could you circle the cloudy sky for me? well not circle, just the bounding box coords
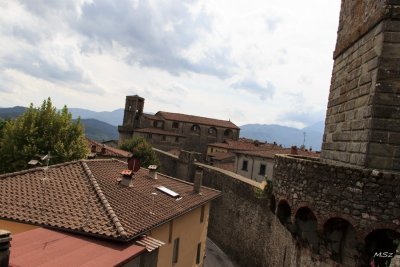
[0,0,341,128]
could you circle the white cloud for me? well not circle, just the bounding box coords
[0,0,341,127]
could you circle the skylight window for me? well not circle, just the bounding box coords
[156,186,180,198]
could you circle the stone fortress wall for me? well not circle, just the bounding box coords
[321,0,400,171]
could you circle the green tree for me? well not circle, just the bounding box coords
[119,136,159,168]
[0,118,5,139]
[0,98,88,173]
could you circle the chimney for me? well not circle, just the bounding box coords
[101,145,106,154]
[291,146,298,155]
[0,230,11,267]
[120,170,134,187]
[193,167,203,194]
[119,158,141,187]
[148,165,158,179]
[91,144,97,153]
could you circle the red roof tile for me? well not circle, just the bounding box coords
[234,148,320,159]
[208,139,276,151]
[143,113,161,120]
[156,111,239,129]
[86,138,131,158]
[207,152,235,161]
[9,228,146,267]
[0,159,221,242]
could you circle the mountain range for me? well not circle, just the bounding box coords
[240,122,324,151]
[0,106,324,149]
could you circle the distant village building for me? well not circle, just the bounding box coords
[206,139,319,182]
[86,137,132,160]
[0,159,220,267]
[101,139,119,148]
[118,95,240,154]
[234,146,319,182]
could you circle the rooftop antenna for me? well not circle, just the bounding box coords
[40,151,51,214]
[150,192,157,215]
[302,132,306,147]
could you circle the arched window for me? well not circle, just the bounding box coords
[191,124,200,135]
[223,129,233,139]
[208,127,217,137]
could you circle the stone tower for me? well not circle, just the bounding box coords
[321,0,400,171]
[118,95,144,144]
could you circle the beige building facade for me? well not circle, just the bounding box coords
[118,95,240,154]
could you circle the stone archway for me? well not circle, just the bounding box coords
[295,207,319,252]
[323,217,358,266]
[364,229,400,267]
[277,200,291,226]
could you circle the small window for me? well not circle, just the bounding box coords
[148,133,152,139]
[196,242,201,265]
[259,164,266,175]
[172,238,180,263]
[242,160,248,171]
[172,122,179,128]
[162,135,166,141]
[175,136,179,143]
[200,205,205,223]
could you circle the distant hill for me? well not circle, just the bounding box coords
[1,106,325,148]
[68,108,123,126]
[302,121,325,134]
[0,106,27,119]
[240,122,324,151]
[0,107,118,142]
[79,118,118,141]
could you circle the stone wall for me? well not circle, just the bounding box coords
[154,148,202,182]
[199,163,339,267]
[273,154,400,239]
[321,0,400,171]
[155,149,338,266]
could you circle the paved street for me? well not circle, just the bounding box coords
[204,238,240,267]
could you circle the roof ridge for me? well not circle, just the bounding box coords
[0,160,81,179]
[81,161,128,239]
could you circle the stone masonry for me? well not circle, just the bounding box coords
[273,154,400,239]
[321,0,400,171]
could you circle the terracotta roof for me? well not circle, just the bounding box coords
[0,159,221,242]
[208,139,276,151]
[234,148,320,159]
[9,228,147,267]
[143,113,160,120]
[207,152,235,161]
[135,128,185,137]
[86,138,131,158]
[156,111,239,129]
